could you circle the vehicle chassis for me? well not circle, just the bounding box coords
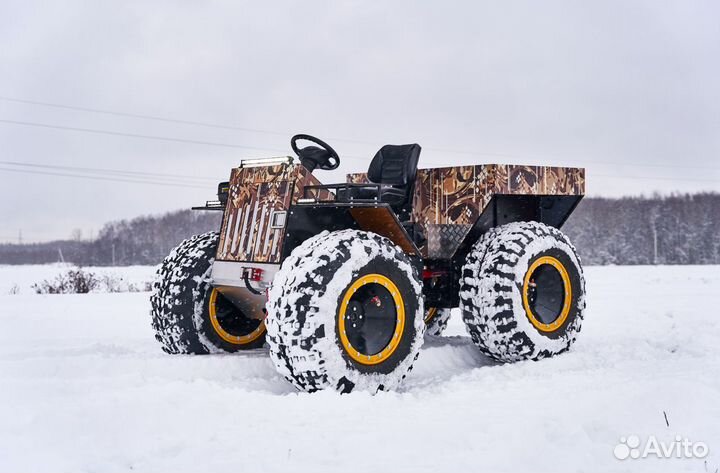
[201,158,585,322]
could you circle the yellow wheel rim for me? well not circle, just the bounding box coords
[424,307,438,324]
[208,288,266,345]
[338,274,405,366]
[522,256,572,333]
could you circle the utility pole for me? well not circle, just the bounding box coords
[111,243,116,266]
[649,208,659,264]
[18,229,22,245]
[653,228,658,265]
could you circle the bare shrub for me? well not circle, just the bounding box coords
[32,268,100,294]
[98,274,150,293]
[31,268,153,294]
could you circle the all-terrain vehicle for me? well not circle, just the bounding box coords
[150,134,586,393]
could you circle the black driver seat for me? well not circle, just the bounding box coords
[368,144,421,219]
[339,144,421,221]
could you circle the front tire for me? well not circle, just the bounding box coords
[266,229,425,393]
[459,221,585,362]
[150,232,266,354]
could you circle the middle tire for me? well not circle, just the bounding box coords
[424,307,453,337]
[266,229,425,393]
[459,221,586,362]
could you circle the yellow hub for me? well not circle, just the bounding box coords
[522,256,572,333]
[208,288,266,345]
[338,273,405,365]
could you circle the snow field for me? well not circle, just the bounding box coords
[0,265,718,472]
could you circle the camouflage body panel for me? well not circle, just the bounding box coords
[218,163,583,262]
[412,164,585,225]
[346,172,369,184]
[216,163,330,263]
[413,164,585,258]
[347,165,583,258]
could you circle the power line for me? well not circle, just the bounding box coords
[0,160,218,182]
[4,95,719,171]
[0,162,715,189]
[0,166,209,189]
[0,95,295,137]
[0,119,288,153]
[593,173,719,184]
[0,117,369,164]
[2,113,715,174]
[0,95,394,147]
[1,103,719,181]
[428,151,720,172]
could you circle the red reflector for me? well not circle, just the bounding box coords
[423,269,448,279]
[248,267,264,282]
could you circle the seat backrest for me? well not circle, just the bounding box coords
[366,144,421,222]
[367,144,421,186]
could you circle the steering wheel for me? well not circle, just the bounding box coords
[291,134,340,171]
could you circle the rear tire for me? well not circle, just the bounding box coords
[459,221,585,362]
[150,232,266,354]
[266,229,425,393]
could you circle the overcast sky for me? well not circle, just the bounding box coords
[1,0,719,242]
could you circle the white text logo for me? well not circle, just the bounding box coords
[614,435,709,460]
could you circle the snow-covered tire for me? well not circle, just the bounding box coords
[150,232,266,354]
[266,229,425,393]
[460,221,585,362]
[424,307,453,337]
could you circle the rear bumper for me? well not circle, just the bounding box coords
[210,260,280,319]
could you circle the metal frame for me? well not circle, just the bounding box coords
[239,156,294,168]
[282,201,421,261]
[302,183,382,202]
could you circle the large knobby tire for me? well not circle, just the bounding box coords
[150,232,266,354]
[460,221,586,362]
[424,307,453,337]
[266,229,425,393]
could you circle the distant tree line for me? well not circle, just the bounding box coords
[562,192,720,265]
[1,193,718,266]
[0,211,222,266]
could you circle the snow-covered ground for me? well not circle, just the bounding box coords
[0,264,718,472]
[0,263,156,295]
